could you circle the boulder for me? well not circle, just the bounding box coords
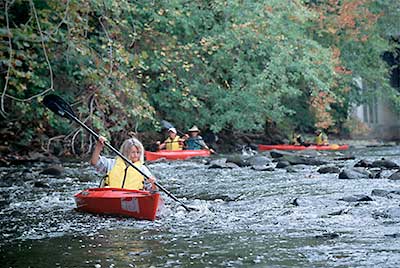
[340,194,373,202]
[28,152,60,163]
[269,150,327,165]
[371,189,400,197]
[195,193,241,202]
[269,150,294,159]
[338,168,372,180]
[318,165,341,174]
[208,158,239,169]
[281,155,328,166]
[34,181,50,188]
[248,155,272,166]
[276,160,290,169]
[334,155,356,161]
[328,208,351,216]
[389,170,400,180]
[315,233,340,239]
[251,165,274,171]
[226,155,250,167]
[354,159,373,168]
[369,168,382,179]
[40,165,64,176]
[371,189,392,197]
[371,159,399,169]
[384,233,400,238]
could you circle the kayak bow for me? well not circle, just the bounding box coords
[74,188,161,221]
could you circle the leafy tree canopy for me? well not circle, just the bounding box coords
[0,0,398,153]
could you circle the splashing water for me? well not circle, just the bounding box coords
[1,146,400,267]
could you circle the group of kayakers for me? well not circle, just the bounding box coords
[90,125,213,192]
[291,129,329,146]
[156,125,215,153]
[89,124,329,192]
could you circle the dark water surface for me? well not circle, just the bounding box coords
[1,146,400,267]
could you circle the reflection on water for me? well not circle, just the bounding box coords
[1,146,400,267]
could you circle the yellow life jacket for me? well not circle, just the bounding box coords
[165,136,182,150]
[105,157,144,190]
[315,133,328,145]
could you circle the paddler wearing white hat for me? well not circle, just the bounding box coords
[156,127,184,150]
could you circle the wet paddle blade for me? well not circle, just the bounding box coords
[43,94,76,119]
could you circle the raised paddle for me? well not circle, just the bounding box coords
[43,94,197,212]
[160,120,216,153]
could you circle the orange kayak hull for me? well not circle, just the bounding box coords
[145,150,210,161]
[258,144,349,151]
[74,188,160,221]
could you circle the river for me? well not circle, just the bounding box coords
[1,146,400,267]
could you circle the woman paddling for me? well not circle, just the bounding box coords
[91,136,157,191]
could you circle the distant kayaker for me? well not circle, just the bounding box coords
[183,125,215,153]
[315,130,329,145]
[290,132,305,146]
[91,136,157,191]
[156,127,184,150]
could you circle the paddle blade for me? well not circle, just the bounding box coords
[43,94,76,118]
[160,120,174,130]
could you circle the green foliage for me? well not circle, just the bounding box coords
[0,0,398,153]
[136,0,338,132]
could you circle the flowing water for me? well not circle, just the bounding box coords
[1,146,400,267]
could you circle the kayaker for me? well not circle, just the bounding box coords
[315,129,329,145]
[290,132,304,146]
[90,136,157,191]
[156,127,184,150]
[183,125,215,153]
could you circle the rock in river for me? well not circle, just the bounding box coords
[34,181,50,188]
[371,159,399,169]
[276,160,290,169]
[209,158,239,169]
[340,194,373,202]
[40,165,64,176]
[338,168,372,179]
[269,150,294,159]
[388,170,400,180]
[251,165,274,171]
[371,189,400,197]
[318,165,341,174]
[280,155,327,166]
[226,155,250,167]
[354,159,373,168]
[315,232,340,240]
[379,207,400,219]
[248,155,272,166]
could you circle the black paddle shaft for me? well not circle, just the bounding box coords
[43,94,195,212]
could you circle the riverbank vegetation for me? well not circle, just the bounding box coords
[0,0,399,156]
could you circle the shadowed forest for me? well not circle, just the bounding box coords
[0,0,399,157]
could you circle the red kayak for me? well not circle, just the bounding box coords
[74,188,161,221]
[258,144,349,151]
[145,150,210,161]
